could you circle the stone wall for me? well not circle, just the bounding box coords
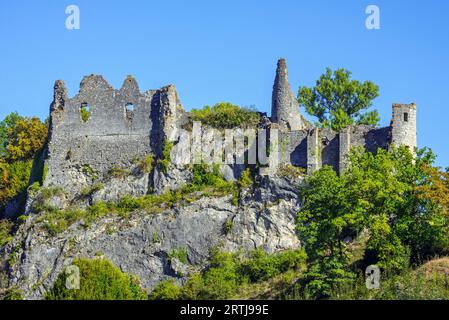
[42,75,182,202]
[391,103,417,151]
[272,123,394,175]
[35,59,417,205]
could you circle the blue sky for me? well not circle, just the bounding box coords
[0,0,448,166]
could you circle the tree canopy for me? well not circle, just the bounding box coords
[298,68,380,131]
[297,146,449,298]
[0,112,48,215]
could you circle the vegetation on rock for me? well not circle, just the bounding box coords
[190,102,260,129]
[151,248,307,300]
[46,258,148,300]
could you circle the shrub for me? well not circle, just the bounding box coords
[46,258,148,300]
[198,250,241,299]
[238,168,253,189]
[277,164,306,179]
[239,249,307,282]
[150,280,182,300]
[3,287,23,300]
[80,105,91,123]
[0,219,14,247]
[223,218,233,235]
[27,181,41,195]
[150,248,308,300]
[80,183,104,198]
[81,165,98,180]
[136,154,154,174]
[330,266,449,300]
[169,247,188,264]
[190,102,260,129]
[0,160,33,212]
[190,163,235,194]
[160,141,173,174]
[108,167,130,179]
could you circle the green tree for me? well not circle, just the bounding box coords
[6,116,48,162]
[297,146,449,298]
[298,68,379,131]
[46,258,148,300]
[0,114,48,214]
[297,166,364,298]
[0,112,22,158]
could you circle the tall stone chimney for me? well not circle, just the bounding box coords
[271,58,304,130]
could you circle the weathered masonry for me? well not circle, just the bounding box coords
[267,58,416,174]
[35,59,416,202]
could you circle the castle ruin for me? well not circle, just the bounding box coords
[35,59,417,203]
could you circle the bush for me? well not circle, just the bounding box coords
[3,286,23,300]
[277,164,305,179]
[0,160,33,213]
[0,219,14,247]
[239,249,307,282]
[150,248,307,300]
[223,218,233,235]
[238,168,253,189]
[136,154,154,174]
[27,181,41,195]
[80,183,104,198]
[169,247,188,264]
[329,266,449,300]
[81,165,98,180]
[150,280,182,300]
[108,167,130,179]
[80,105,90,123]
[46,258,148,300]
[189,163,236,195]
[160,141,173,174]
[191,102,260,129]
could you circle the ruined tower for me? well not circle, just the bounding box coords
[271,58,305,130]
[391,103,417,151]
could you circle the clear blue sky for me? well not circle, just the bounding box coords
[0,1,448,166]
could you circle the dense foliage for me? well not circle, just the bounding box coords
[151,248,307,300]
[190,102,260,129]
[298,68,380,131]
[297,146,449,298]
[46,258,148,300]
[0,112,48,247]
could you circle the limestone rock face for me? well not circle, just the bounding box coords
[1,176,302,300]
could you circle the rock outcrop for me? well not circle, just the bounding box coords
[2,175,302,300]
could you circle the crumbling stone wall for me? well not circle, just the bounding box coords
[269,59,416,175]
[35,59,417,205]
[43,75,182,202]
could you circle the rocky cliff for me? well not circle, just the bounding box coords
[1,174,302,300]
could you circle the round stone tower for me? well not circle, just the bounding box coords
[271,58,305,130]
[391,103,417,151]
